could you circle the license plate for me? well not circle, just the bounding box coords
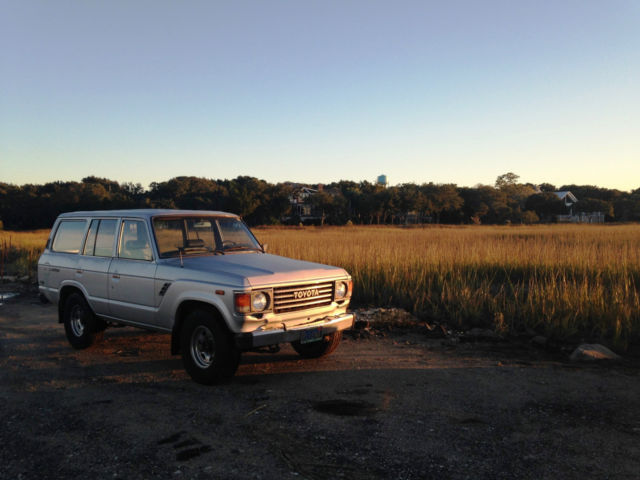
[300,327,323,344]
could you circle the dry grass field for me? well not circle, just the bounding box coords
[255,224,640,347]
[0,229,48,280]
[2,224,639,346]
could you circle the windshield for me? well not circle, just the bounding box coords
[152,216,261,258]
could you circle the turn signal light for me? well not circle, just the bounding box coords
[234,293,251,313]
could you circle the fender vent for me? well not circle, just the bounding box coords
[159,282,171,296]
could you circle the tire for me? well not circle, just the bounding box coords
[180,309,240,385]
[292,331,342,359]
[63,293,104,349]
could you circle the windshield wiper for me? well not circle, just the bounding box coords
[223,245,261,253]
[169,246,225,257]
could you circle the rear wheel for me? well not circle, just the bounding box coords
[63,293,103,349]
[180,309,240,384]
[292,331,342,358]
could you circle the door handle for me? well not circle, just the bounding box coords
[112,274,120,279]
[76,270,83,274]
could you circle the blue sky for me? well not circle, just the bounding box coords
[1,0,639,190]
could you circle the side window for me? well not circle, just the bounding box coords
[82,220,99,255]
[51,220,86,254]
[119,220,152,261]
[94,219,118,257]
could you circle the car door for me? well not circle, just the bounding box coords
[108,218,158,326]
[78,218,117,315]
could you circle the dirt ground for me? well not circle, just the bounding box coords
[1,291,639,480]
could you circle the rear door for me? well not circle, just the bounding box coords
[78,218,117,316]
[108,218,158,326]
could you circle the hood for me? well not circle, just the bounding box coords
[162,253,347,287]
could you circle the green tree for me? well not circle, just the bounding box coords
[421,183,463,223]
[495,172,520,190]
[525,192,567,220]
[576,198,614,218]
[225,176,269,223]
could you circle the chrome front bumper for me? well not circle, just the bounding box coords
[234,312,354,349]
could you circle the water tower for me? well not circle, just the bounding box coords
[376,174,388,187]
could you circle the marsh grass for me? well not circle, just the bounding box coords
[3,225,639,346]
[255,224,640,347]
[0,230,49,281]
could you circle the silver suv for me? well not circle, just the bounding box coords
[38,209,353,384]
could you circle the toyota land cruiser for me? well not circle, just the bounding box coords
[38,209,353,384]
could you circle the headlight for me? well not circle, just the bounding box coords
[251,292,269,312]
[335,281,348,299]
[235,291,270,313]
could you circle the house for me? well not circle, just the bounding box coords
[285,185,324,224]
[553,191,578,214]
[553,191,605,223]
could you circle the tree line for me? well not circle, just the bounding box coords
[1,173,639,230]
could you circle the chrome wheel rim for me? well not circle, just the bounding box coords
[70,304,85,337]
[190,325,215,369]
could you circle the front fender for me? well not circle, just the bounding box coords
[172,291,232,328]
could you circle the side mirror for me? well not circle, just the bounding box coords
[261,243,269,253]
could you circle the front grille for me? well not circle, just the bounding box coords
[273,281,334,314]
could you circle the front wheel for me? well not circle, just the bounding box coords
[63,293,103,349]
[292,331,342,358]
[180,310,240,385]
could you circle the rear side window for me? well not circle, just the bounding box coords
[94,220,118,257]
[52,220,86,254]
[82,219,118,257]
[82,220,99,255]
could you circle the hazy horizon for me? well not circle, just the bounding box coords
[3,172,638,193]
